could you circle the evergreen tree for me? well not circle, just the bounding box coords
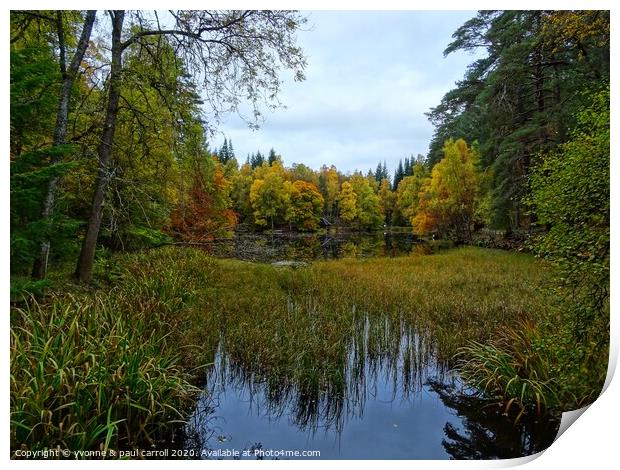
[268,148,277,166]
[404,156,412,176]
[228,139,235,160]
[250,151,265,169]
[374,162,382,183]
[374,161,389,184]
[427,10,609,231]
[219,138,230,163]
[393,160,405,191]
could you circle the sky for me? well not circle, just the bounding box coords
[214,10,481,177]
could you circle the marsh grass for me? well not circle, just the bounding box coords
[9,249,220,454]
[164,245,551,416]
[456,308,608,416]
[456,320,560,419]
[11,245,555,453]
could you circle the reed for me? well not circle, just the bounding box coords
[11,245,560,453]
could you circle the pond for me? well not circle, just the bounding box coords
[181,232,560,459]
[201,229,422,262]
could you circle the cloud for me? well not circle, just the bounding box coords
[214,11,481,176]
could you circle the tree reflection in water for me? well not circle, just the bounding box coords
[428,380,560,459]
[183,312,560,459]
[206,231,419,262]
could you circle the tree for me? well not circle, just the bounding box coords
[286,180,324,231]
[319,165,340,220]
[216,138,235,164]
[349,172,383,230]
[428,11,609,231]
[403,157,412,177]
[413,139,481,241]
[251,150,265,169]
[249,167,290,230]
[268,148,278,166]
[529,86,609,339]
[75,10,307,281]
[230,162,255,223]
[378,179,395,226]
[16,11,97,279]
[96,35,203,250]
[290,163,318,185]
[393,159,405,191]
[217,138,229,163]
[11,20,65,275]
[337,182,357,225]
[374,161,388,184]
[393,163,427,226]
[169,156,236,242]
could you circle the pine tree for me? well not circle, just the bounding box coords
[393,160,405,191]
[268,148,277,166]
[219,138,229,163]
[404,156,412,176]
[251,150,265,169]
[374,162,383,183]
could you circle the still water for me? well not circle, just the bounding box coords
[203,229,420,262]
[182,232,560,459]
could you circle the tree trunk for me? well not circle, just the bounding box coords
[75,10,125,283]
[32,10,96,279]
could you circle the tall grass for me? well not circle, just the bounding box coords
[140,246,552,417]
[9,249,219,454]
[456,321,560,419]
[456,308,608,416]
[11,245,562,453]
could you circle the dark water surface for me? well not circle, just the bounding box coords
[203,229,420,262]
[183,232,560,459]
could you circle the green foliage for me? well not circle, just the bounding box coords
[124,226,173,249]
[393,163,427,226]
[529,86,610,333]
[378,178,395,225]
[458,88,610,414]
[318,165,340,220]
[9,248,222,453]
[250,166,290,229]
[10,147,82,273]
[458,321,559,417]
[428,11,610,230]
[10,43,59,155]
[337,181,357,225]
[10,291,198,452]
[216,138,236,164]
[10,278,51,303]
[348,173,383,229]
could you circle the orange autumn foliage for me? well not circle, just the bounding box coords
[168,163,237,242]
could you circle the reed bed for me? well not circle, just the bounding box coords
[11,246,557,454]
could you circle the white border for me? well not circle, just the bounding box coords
[3,1,617,468]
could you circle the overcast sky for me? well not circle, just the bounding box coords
[215,11,480,177]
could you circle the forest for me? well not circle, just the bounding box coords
[10,10,609,459]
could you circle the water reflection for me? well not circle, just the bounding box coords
[204,230,418,262]
[428,381,560,459]
[184,313,559,459]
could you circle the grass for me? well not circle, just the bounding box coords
[456,320,560,419]
[456,300,609,416]
[9,250,216,454]
[11,245,566,454]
